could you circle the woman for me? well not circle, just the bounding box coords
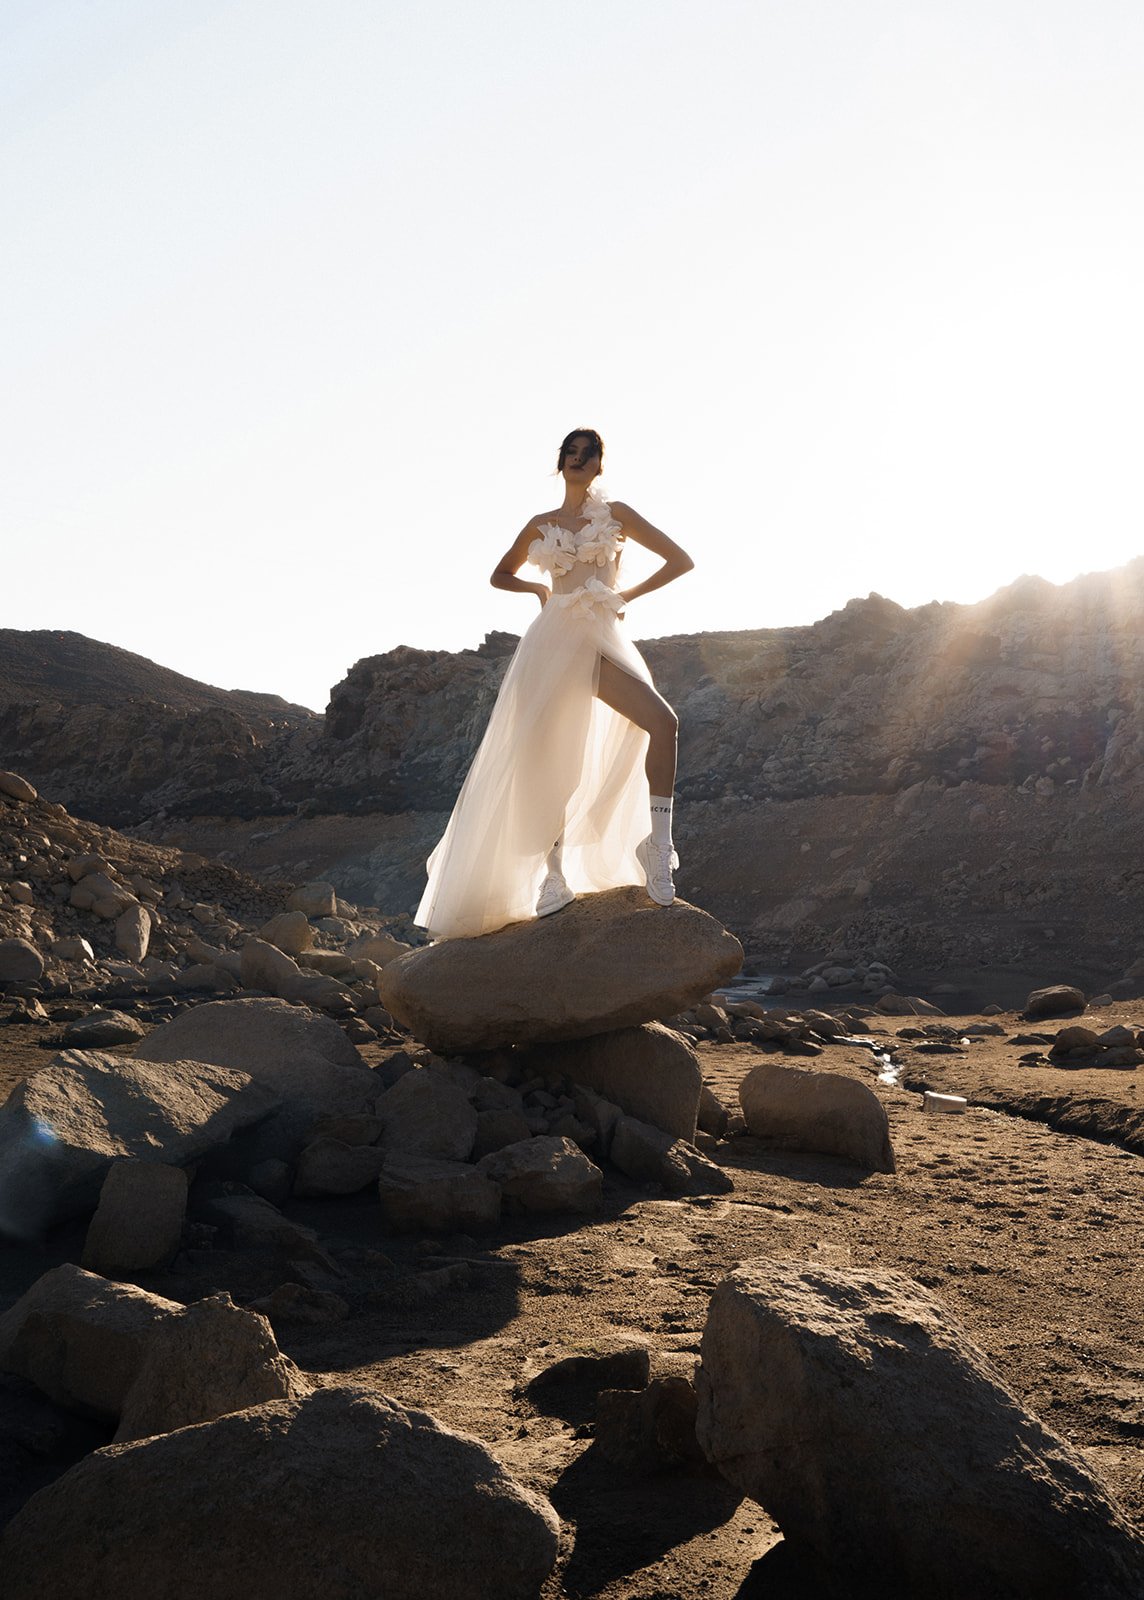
[415,428,693,940]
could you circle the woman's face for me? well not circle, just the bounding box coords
[562,435,601,482]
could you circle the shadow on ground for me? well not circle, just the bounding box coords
[549,1445,743,1598]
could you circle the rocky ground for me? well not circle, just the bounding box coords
[1,765,1142,1595]
[1,1003,1141,1596]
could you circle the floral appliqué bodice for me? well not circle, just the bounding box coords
[528,494,626,617]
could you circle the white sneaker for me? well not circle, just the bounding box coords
[536,870,574,918]
[636,835,678,906]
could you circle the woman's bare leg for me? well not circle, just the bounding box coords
[595,657,678,794]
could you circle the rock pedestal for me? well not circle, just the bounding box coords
[378,886,743,1052]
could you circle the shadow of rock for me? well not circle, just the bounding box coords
[716,1137,883,1190]
[549,1445,742,1598]
[734,1540,824,1599]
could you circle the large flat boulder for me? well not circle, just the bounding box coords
[0,1052,281,1228]
[696,1259,1144,1600]
[379,886,743,1051]
[0,1387,561,1600]
[739,1060,896,1173]
[133,997,375,1114]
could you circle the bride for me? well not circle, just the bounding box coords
[415,428,694,940]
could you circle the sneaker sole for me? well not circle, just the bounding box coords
[536,887,575,918]
[635,839,676,907]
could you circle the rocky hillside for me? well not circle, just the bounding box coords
[0,631,318,824]
[5,557,1144,986]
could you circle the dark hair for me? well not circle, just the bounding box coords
[557,428,604,473]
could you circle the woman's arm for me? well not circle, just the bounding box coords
[612,502,695,606]
[491,522,549,608]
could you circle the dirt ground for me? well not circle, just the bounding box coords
[1,1010,1142,1597]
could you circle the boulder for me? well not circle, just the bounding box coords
[115,904,151,964]
[82,1160,188,1275]
[572,1087,624,1154]
[258,910,313,957]
[375,1069,477,1162]
[377,1155,502,1232]
[0,937,44,985]
[300,949,354,976]
[0,770,37,802]
[246,1159,292,1206]
[520,1023,701,1141]
[203,1194,335,1269]
[739,1062,895,1173]
[697,1082,730,1137]
[115,1293,310,1443]
[0,1052,281,1228]
[293,1137,387,1197]
[476,1136,603,1214]
[52,936,95,963]
[239,940,355,1012]
[378,886,743,1051]
[1050,1025,1101,1055]
[248,1283,350,1327]
[348,931,410,968]
[472,1107,533,1158]
[287,881,338,917]
[696,1260,1144,1600]
[184,936,243,978]
[240,936,307,995]
[172,961,240,993]
[609,1115,734,1195]
[66,854,109,884]
[1024,984,1086,1019]
[0,1265,180,1419]
[61,1009,145,1047]
[873,992,945,1017]
[69,872,136,919]
[595,1375,705,1472]
[311,1111,384,1145]
[133,998,375,1116]
[0,1387,561,1600]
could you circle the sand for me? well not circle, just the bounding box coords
[0,1010,1141,1596]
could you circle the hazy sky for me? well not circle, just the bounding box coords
[5,1,1143,710]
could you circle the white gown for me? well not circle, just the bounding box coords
[415,493,656,940]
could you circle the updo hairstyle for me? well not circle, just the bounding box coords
[556,429,605,473]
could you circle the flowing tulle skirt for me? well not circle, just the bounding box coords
[415,599,653,939]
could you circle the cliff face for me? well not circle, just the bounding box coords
[5,561,1144,985]
[306,561,1144,812]
[0,631,319,824]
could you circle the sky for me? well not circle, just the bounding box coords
[4,0,1143,711]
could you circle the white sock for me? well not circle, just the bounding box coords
[546,837,564,876]
[649,796,673,849]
